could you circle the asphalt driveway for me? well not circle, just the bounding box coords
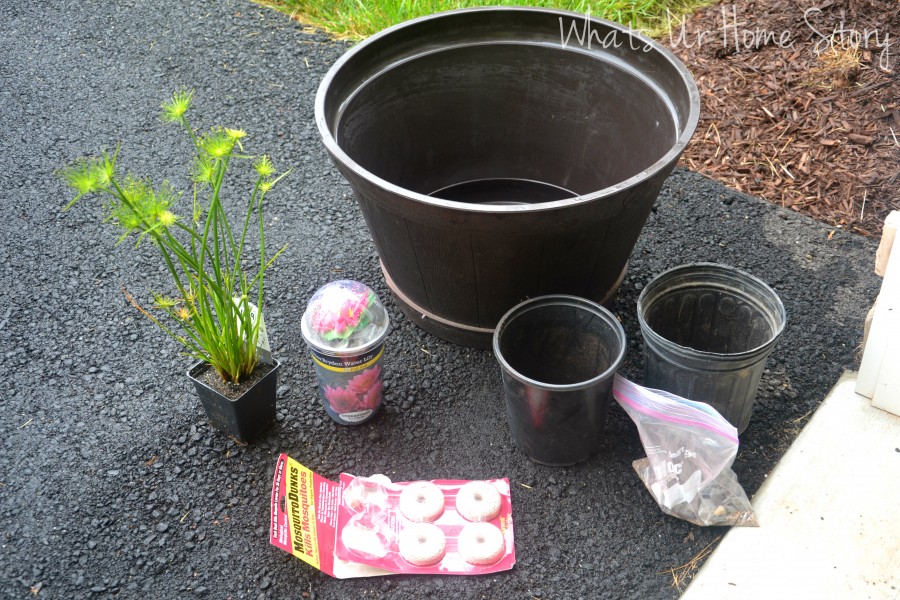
[0,1,881,598]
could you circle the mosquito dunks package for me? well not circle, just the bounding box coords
[269,454,516,578]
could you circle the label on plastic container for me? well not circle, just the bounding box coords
[309,344,385,426]
[309,344,383,372]
[232,298,272,365]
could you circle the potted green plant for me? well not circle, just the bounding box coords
[60,89,290,441]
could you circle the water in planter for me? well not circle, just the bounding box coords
[429,178,576,205]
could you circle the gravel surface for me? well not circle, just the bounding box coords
[0,1,882,598]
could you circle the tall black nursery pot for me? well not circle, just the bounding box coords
[316,8,700,348]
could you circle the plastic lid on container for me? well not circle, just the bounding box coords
[301,280,389,354]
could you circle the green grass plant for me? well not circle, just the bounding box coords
[260,0,710,41]
[60,90,289,384]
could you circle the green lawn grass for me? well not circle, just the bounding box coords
[260,0,712,41]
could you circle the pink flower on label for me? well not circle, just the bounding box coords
[324,385,359,414]
[360,380,383,411]
[312,289,372,340]
[347,365,382,395]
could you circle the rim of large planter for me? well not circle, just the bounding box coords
[315,6,701,215]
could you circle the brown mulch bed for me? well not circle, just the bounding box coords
[671,0,899,235]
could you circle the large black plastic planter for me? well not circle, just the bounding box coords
[188,360,280,442]
[316,8,700,347]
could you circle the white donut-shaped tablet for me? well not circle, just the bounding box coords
[458,523,505,566]
[455,481,502,522]
[398,523,446,566]
[399,481,445,522]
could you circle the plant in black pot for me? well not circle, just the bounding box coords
[60,89,290,441]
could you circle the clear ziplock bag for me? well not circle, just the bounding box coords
[613,375,758,527]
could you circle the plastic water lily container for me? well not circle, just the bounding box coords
[301,280,390,425]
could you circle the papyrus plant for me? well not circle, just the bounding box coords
[60,90,289,384]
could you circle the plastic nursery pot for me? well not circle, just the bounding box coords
[187,359,280,442]
[316,7,700,348]
[637,263,787,433]
[301,280,390,425]
[492,295,626,466]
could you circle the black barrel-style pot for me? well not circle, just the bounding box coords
[316,8,700,347]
